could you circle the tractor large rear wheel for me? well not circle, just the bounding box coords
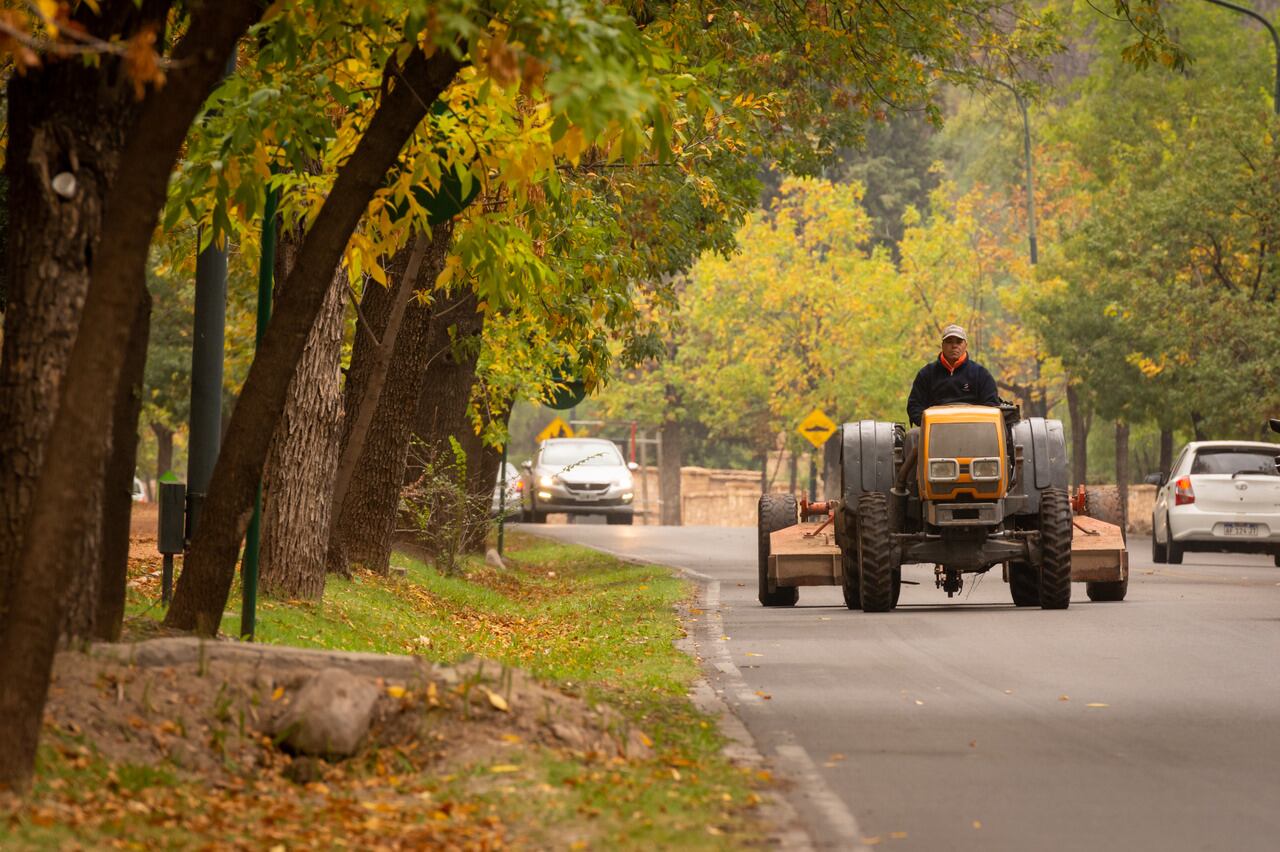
[1038,488,1073,609]
[758,494,800,607]
[856,493,897,613]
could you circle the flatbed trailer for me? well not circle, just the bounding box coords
[765,505,1128,602]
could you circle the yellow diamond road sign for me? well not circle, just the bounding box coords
[537,416,574,443]
[798,408,837,449]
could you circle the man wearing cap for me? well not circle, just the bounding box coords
[898,325,1000,491]
[906,324,999,427]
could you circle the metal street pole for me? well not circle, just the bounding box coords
[238,185,278,640]
[497,443,508,555]
[1201,0,1280,115]
[185,53,238,536]
[984,77,1038,265]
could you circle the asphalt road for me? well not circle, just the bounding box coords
[520,520,1280,851]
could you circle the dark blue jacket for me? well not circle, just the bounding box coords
[907,356,999,426]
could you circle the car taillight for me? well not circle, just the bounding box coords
[1174,476,1195,505]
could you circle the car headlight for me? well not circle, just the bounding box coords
[928,458,960,481]
[538,475,557,488]
[970,458,1001,480]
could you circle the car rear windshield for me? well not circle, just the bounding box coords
[540,442,623,466]
[927,422,1000,459]
[1190,448,1278,476]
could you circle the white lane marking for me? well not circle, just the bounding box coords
[694,577,867,850]
[774,743,869,851]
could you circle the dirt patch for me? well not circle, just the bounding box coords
[43,640,650,782]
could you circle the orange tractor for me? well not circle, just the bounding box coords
[759,404,1128,611]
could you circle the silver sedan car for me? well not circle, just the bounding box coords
[520,438,638,525]
[1151,440,1280,565]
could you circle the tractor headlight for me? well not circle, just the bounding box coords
[970,458,1001,481]
[928,458,960,481]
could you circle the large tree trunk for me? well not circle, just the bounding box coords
[166,46,465,634]
[327,224,454,575]
[659,420,684,525]
[0,3,149,633]
[407,286,488,553]
[1066,383,1090,489]
[1115,420,1130,533]
[152,422,175,484]
[95,291,151,642]
[0,0,262,792]
[258,223,346,600]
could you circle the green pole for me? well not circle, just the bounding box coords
[498,442,509,555]
[240,185,278,640]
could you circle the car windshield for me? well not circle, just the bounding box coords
[540,442,623,467]
[1191,448,1279,476]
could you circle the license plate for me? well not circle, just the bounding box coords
[1223,523,1259,537]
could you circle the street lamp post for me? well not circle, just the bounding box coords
[1202,0,1280,115]
[985,77,1038,265]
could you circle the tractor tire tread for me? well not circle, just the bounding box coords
[1038,487,1073,610]
[857,492,897,613]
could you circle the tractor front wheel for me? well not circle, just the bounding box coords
[856,492,897,613]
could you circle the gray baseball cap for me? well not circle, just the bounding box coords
[941,323,967,342]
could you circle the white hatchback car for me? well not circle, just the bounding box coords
[1151,440,1280,565]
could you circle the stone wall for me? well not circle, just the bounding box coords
[633,466,1159,532]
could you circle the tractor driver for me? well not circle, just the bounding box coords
[899,324,999,490]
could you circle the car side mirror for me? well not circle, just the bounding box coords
[1143,472,1163,486]
[627,461,639,472]
[521,460,532,470]
[1271,418,1280,434]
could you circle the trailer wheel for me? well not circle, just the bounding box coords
[1151,516,1167,564]
[1008,560,1041,607]
[758,494,800,607]
[856,492,897,613]
[1038,488,1072,610]
[1086,577,1128,602]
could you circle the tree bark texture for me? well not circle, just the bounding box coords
[327,224,454,575]
[1066,383,1090,489]
[406,284,488,553]
[96,291,151,641]
[258,224,346,600]
[166,46,465,634]
[0,1,159,631]
[660,420,684,525]
[329,233,433,514]
[0,0,262,791]
[1115,420,1130,533]
[153,422,175,484]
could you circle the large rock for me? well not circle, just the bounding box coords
[272,667,379,758]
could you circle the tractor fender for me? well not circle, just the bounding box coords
[1009,417,1068,514]
[840,420,898,507]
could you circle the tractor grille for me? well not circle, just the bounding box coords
[928,422,1000,460]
